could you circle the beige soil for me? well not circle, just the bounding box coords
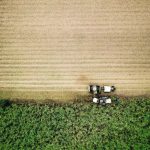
[0,0,150,101]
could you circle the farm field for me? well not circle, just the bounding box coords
[1,0,150,100]
[0,97,149,150]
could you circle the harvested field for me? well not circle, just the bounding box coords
[0,0,150,101]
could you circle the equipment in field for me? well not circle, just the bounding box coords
[88,85,115,94]
[88,84,116,105]
[95,96,112,105]
[92,97,112,104]
[88,85,100,94]
[101,86,115,93]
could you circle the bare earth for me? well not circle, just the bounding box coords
[0,0,150,101]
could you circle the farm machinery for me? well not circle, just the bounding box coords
[88,85,116,105]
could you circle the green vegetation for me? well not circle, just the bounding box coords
[0,99,11,108]
[0,97,150,150]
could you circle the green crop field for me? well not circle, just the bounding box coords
[0,97,150,150]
